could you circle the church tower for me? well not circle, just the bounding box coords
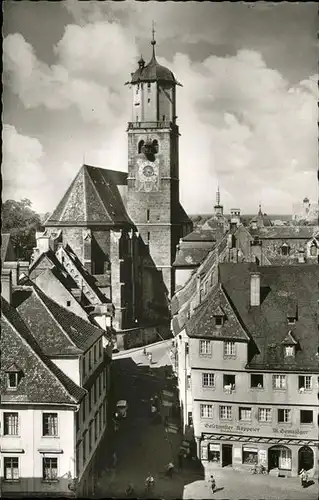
[126,30,191,298]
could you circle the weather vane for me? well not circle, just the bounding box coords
[151,20,156,46]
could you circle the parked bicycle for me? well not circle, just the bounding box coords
[250,464,267,475]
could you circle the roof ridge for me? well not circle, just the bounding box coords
[1,299,83,404]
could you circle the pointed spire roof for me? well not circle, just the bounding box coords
[45,165,133,228]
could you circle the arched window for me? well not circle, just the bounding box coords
[310,242,317,257]
[138,140,144,153]
[281,243,290,256]
[152,139,159,154]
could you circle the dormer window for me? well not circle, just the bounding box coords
[281,243,290,256]
[215,316,223,327]
[285,345,295,357]
[5,364,22,391]
[310,242,318,257]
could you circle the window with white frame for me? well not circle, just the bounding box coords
[278,408,291,423]
[202,373,215,388]
[273,374,286,390]
[239,407,252,421]
[298,375,312,391]
[4,457,19,480]
[199,340,212,356]
[223,374,236,391]
[42,413,58,436]
[258,408,272,422]
[200,404,213,419]
[284,346,295,357]
[42,457,58,481]
[6,372,19,390]
[219,405,232,420]
[224,341,236,357]
[3,412,19,435]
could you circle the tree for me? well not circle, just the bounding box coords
[2,198,44,260]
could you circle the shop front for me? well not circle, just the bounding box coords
[199,433,318,477]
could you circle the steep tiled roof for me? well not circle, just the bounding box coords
[17,285,105,356]
[1,233,16,263]
[1,297,86,404]
[46,164,132,227]
[219,263,319,371]
[249,226,319,239]
[186,284,250,341]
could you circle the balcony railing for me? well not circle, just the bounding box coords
[127,121,177,130]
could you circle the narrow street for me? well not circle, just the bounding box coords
[94,341,204,499]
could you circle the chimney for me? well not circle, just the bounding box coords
[1,269,12,304]
[250,272,260,307]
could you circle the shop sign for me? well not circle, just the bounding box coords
[204,423,261,433]
[209,444,220,451]
[272,428,309,436]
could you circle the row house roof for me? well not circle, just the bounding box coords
[16,284,108,357]
[215,263,318,371]
[1,297,86,405]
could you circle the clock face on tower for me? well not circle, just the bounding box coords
[137,159,159,192]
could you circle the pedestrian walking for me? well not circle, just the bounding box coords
[209,475,216,493]
[145,473,155,492]
[112,452,117,469]
[165,462,175,478]
[148,352,153,364]
[299,469,308,488]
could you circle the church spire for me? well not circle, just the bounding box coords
[151,21,156,58]
[216,185,220,206]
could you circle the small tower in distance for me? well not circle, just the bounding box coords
[214,186,224,216]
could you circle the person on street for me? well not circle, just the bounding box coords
[112,452,117,469]
[210,475,216,493]
[165,462,175,478]
[145,473,155,492]
[300,469,308,488]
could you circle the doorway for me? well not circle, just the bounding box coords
[298,446,314,472]
[268,445,292,471]
[222,444,233,467]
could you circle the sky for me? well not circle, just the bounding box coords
[2,0,318,215]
